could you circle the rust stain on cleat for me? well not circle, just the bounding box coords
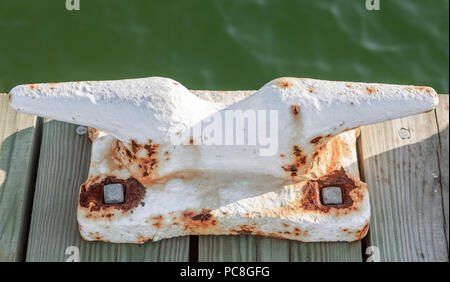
[301,169,364,214]
[79,176,145,213]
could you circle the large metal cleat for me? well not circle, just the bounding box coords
[9,77,438,243]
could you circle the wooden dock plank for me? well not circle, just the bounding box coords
[199,232,362,262]
[199,236,257,262]
[25,120,189,261]
[360,98,448,262]
[435,95,449,249]
[289,241,362,262]
[0,93,40,262]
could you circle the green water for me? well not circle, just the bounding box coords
[0,0,448,93]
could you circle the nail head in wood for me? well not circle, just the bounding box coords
[398,128,411,139]
[76,125,88,136]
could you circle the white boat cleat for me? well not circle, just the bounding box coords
[9,76,438,243]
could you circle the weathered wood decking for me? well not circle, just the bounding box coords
[0,93,448,262]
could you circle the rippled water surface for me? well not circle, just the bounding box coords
[0,0,448,93]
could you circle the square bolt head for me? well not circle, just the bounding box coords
[321,186,343,205]
[103,183,124,204]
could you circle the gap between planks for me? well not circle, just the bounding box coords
[17,117,43,261]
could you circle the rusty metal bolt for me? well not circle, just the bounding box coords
[398,128,411,139]
[321,186,343,205]
[103,184,124,204]
[76,125,88,136]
